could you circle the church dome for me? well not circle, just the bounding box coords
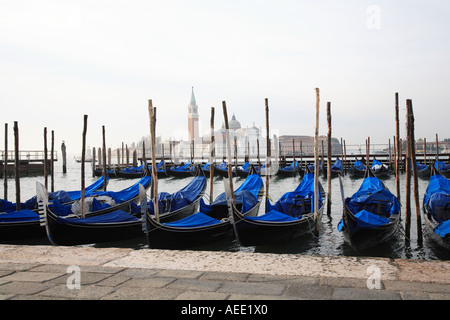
[229,113,241,130]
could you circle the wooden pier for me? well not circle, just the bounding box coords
[1,150,58,177]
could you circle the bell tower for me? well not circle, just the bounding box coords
[187,87,199,141]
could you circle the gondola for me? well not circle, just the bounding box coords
[38,168,207,246]
[0,176,108,240]
[411,161,431,179]
[230,166,325,246]
[323,158,343,178]
[115,160,168,179]
[422,167,450,250]
[435,161,450,178]
[214,161,235,178]
[200,162,212,177]
[277,160,303,177]
[93,167,117,178]
[144,165,207,222]
[349,159,366,178]
[308,160,323,176]
[37,182,147,246]
[236,162,252,178]
[144,165,263,249]
[167,161,195,178]
[337,168,401,250]
[371,158,390,178]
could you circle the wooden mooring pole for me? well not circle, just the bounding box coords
[81,115,88,218]
[102,125,107,191]
[404,103,411,239]
[222,101,235,205]
[314,88,320,236]
[326,102,332,215]
[407,99,422,241]
[209,107,215,202]
[265,98,270,212]
[3,123,8,200]
[395,92,401,201]
[148,100,159,222]
[14,121,20,211]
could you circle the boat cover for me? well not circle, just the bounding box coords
[201,174,263,213]
[423,174,450,211]
[64,176,108,201]
[0,197,37,213]
[345,176,400,218]
[0,209,39,222]
[56,210,138,225]
[266,172,323,217]
[50,176,151,216]
[423,174,450,224]
[354,210,390,228]
[280,160,298,172]
[331,158,343,171]
[171,161,192,172]
[148,175,206,213]
[245,210,298,222]
[410,161,429,171]
[434,220,450,237]
[163,212,222,228]
[353,160,366,171]
[435,161,450,172]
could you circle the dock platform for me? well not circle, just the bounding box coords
[0,244,449,303]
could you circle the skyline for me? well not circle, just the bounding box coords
[1,1,449,155]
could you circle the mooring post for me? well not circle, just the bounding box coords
[314,88,320,236]
[13,121,20,211]
[326,102,332,215]
[80,115,88,218]
[407,100,422,241]
[4,123,8,200]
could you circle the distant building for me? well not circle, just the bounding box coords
[187,87,199,141]
[279,135,342,156]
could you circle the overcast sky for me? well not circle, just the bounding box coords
[1,0,449,155]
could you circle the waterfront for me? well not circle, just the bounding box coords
[1,156,450,261]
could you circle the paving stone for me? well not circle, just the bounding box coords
[218,282,286,296]
[0,281,55,295]
[37,284,115,299]
[167,278,222,292]
[0,271,63,282]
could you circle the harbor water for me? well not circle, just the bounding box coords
[2,156,450,261]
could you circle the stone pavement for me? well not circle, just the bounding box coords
[0,244,449,303]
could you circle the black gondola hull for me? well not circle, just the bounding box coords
[146,218,233,249]
[341,207,400,250]
[422,208,450,250]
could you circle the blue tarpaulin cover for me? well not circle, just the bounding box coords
[0,197,37,213]
[63,176,108,201]
[56,210,138,225]
[280,160,298,172]
[245,210,298,222]
[148,175,206,213]
[171,161,193,172]
[345,177,400,217]
[331,158,343,172]
[0,209,39,222]
[338,176,400,232]
[201,173,263,214]
[354,210,390,229]
[164,212,221,228]
[423,174,450,217]
[435,161,450,172]
[266,173,323,218]
[50,176,151,216]
[353,160,366,171]
[434,220,450,237]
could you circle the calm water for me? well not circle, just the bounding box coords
[2,157,450,261]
